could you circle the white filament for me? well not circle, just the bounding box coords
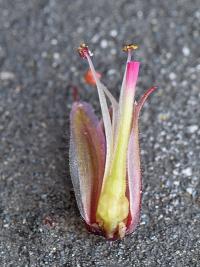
[86,54,114,179]
[100,82,119,143]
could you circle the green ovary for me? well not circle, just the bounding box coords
[96,190,129,235]
[96,97,133,236]
[96,151,129,235]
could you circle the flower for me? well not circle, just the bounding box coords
[69,43,156,239]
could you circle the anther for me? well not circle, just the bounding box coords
[77,43,93,58]
[122,44,138,52]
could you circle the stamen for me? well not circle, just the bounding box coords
[77,43,114,182]
[122,44,138,62]
[77,43,93,58]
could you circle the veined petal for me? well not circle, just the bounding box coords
[69,101,105,224]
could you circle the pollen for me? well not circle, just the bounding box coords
[122,44,139,52]
[77,43,93,58]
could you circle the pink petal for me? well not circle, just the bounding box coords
[69,101,105,224]
[125,61,140,92]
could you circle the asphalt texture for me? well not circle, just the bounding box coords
[0,0,200,266]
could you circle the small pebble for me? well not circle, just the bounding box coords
[0,71,15,80]
[182,167,192,176]
[187,125,198,133]
[109,29,118,37]
[186,187,193,195]
[91,34,99,43]
[169,72,176,80]
[110,48,117,55]
[182,47,190,56]
[53,52,60,60]
[137,10,143,18]
[100,39,108,49]
[158,113,170,121]
[51,39,58,45]
[41,51,48,58]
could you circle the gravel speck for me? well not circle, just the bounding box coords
[100,39,108,49]
[51,39,58,46]
[110,29,118,37]
[169,72,177,80]
[187,125,198,133]
[182,46,190,56]
[0,71,15,80]
[182,167,192,177]
[186,187,194,195]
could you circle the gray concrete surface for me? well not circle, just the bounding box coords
[0,0,200,266]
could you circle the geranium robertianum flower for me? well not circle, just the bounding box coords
[69,43,156,240]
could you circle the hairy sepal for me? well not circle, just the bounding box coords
[127,86,157,233]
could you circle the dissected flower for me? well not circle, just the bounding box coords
[69,43,156,239]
